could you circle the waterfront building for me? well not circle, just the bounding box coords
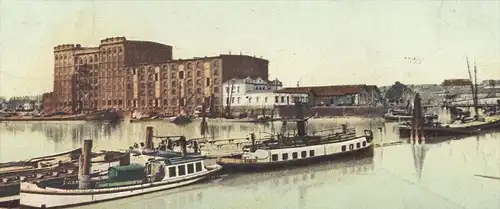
[276,85,382,107]
[52,37,269,114]
[480,79,500,89]
[53,37,173,112]
[479,80,500,97]
[22,102,34,111]
[221,77,308,110]
[127,54,268,114]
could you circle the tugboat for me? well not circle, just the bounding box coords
[0,149,125,208]
[383,109,413,121]
[384,101,438,122]
[383,101,413,122]
[216,101,374,172]
[19,128,222,209]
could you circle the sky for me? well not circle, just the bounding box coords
[0,0,499,97]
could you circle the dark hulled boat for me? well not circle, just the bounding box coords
[398,93,500,138]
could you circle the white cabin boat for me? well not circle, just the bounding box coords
[19,155,221,208]
[217,129,374,171]
[19,132,222,209]
[218,101,375,171]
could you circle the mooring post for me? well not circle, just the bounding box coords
[78,139,92,189]
[200,104,208,136]
[250,133,256,152]
[410,106,416,142]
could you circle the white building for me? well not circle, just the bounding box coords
[222,77,308,109]
[23,102,34,111]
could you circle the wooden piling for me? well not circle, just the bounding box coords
[411,93,425,144]
[250,133,256,152]
[200,104,208,136]
[78,139,92,189]
[145,126,154,149]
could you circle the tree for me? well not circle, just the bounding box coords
[384,81,413,103]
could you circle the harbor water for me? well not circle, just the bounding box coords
[0,117,499,209]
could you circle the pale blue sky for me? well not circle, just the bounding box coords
[1,0,499,97]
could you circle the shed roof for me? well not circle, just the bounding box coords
[441,79,472,86]
[275,84,379,96]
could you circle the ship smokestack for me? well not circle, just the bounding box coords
[179,136,187,156]
[295,101,306,137]
[119,153,130,166]
[342,124,347,134]
[193,140,199,154]
[78,139,92,189]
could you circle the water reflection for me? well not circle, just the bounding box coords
[411,143,428,180]
[2,118,500,208]
[78,181,210,209]
[222,156,375,189]
[1,121,120,144]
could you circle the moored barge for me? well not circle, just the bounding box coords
[0,149,125,208]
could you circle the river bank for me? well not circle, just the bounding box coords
[0,106,391,122]
[0,115,85,121]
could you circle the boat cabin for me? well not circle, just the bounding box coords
[163,159,205,179]
[108,164,145,182]
[240,134,371,164]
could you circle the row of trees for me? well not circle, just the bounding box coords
[383,81,414,104]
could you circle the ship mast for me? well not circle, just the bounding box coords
[473,62,479,118]
[466,57,479,117]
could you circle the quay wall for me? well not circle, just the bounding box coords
[278,106,388,118]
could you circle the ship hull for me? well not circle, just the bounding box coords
[19,166,221,209]
[398,118,500,138]
[0,183,19,208]
[383,115,412,122]
[218,143,374,172]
